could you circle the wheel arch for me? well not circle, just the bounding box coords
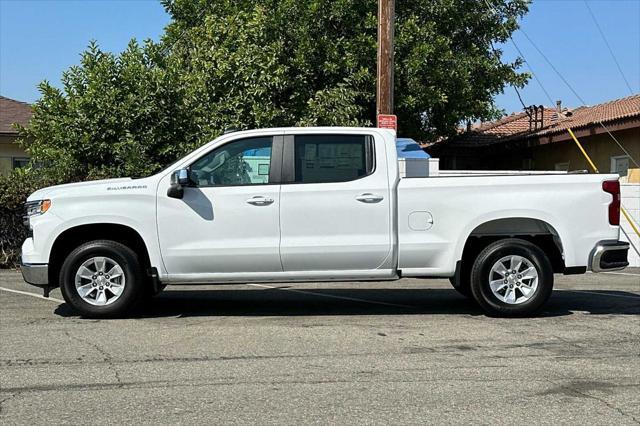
[457,217,566,273]
[48,223,152,287]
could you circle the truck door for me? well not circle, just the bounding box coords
[279,132,393,272]
[157,135,283,277]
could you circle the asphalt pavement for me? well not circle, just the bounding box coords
[1,269,639,425]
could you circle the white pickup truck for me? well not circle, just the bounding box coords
[21,127,629,317]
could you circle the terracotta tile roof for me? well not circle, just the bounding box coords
[0,96,32,134]
[536,94,640,136]
[475,107,560,137]
[439,107,560,147]
[435,94,640,149]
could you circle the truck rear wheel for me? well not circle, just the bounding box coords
[59,240,144,318]
[470,238,553,317]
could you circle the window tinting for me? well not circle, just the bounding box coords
[190,137,273,186]
[293,135,372,183]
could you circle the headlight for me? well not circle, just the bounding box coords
[23,199,51,226]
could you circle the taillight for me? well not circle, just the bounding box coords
[602,180,620,226]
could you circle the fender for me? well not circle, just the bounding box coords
[452,209,571,268]
[46,214,166,276]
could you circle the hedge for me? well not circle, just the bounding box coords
[0,170,56,268]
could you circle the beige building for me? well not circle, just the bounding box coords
[0,96,32,176]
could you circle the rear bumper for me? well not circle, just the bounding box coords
[590,241,629,273]
[20,263,49,286]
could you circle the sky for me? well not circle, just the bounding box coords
[1,0,638,114]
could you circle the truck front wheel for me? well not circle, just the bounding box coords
[59,240,144,318]
[470,238,553,317]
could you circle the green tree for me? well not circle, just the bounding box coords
[19,0,529,182]
[162,0,530,141]
[18,40,193,181]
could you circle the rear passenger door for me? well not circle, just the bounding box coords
[279,132,392,273]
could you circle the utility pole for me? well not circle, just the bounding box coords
[376,0,396,129]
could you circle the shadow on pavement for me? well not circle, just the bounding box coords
[54,287,640,319]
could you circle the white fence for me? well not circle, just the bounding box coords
[621,183,640,267]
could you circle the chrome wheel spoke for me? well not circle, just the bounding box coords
[106,264,123,279]
[504,287,516,303]
[494,262,508,277]
[521,266,537,280]
[77,265,94,280]
[107,285,123,297]
[489,279,507,292]
[93,257,106,273]
[95,290,107,305]
[77,284,95,298]
[510,256,522,273]
[519,285,534,297]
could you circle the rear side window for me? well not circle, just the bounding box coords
[293,135,374,184]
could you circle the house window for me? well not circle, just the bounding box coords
[12,157,30,170]
[555,162,569,171]
[522,159,534,170]
[610,155,630,177]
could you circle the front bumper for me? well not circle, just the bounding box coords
[590,241,629,273]
[20,263,49,286]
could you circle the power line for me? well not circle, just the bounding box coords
[482,0,553,107]
[487,40,530,114]
[517,27,639,168]
[509,35,555,106]
[583,0,634,95]
[483,0,639,169]
[518,28,587,105]
[598,121,640,168]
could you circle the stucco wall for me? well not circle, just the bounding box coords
[532,128,640,173]
[0,134,29,176]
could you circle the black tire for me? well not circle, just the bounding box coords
[470,238,553,317]
[59,240,145,318]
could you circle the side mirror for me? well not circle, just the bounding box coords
[174,168,190,185]
[167,168,190,199]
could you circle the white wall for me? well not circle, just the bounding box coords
[621,183,640,267]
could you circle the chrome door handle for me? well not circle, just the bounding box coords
[246,196,274,206]
[355,193,384,203]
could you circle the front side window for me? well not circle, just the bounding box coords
[190,137,273,186]
[293,134,373,184]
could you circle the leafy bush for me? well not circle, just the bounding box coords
[0,169,57,267]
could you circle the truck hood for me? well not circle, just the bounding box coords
[27,177,137,201]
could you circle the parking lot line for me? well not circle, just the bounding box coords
[247,283,416,309]
[0,286,64,303]
[602,271,640,277]
[558,289,640,300]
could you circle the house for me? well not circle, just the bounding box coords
[0,96,32,176]
[427,94,640,178]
